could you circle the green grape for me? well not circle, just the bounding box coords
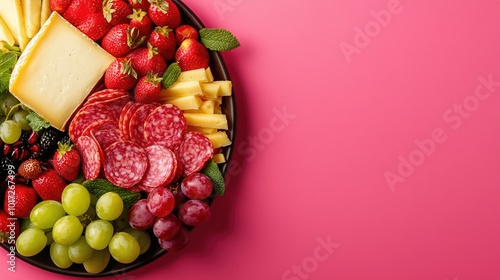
[83,249,110,274]
[113,207,130,231]
[85,220,114,250]
[16,228,47,257]
[78,206,96,227]
[68,236,95,264]
[0,120,22,144]
[62,183,91,216]
[46,231,54,246]
[50,243,73,269]
[108,232,140,264]
[30,200,66,230]
[123,228,151,255]
[52,215,83,245]
[0,94,20,116]
[96,192,123,221]
[12,110,30,130]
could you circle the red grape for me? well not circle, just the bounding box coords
[180,173,213,200]
[128,199,156,230]
[147,187,175,217]
[158,226,190,253]
[153,214,181,240]
[178,200,210,226]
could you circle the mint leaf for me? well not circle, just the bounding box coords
[82,179,141,208]
[201,159,225,195]
[0,52,17,75]
[26,110,51,132]
[199,28,240,51]
[161,62,181,89]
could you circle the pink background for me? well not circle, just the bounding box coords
[3,0,500,279]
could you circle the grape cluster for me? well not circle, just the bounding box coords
[15,183,151,274]
[0,93,30,145]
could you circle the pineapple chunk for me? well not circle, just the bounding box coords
[23,0,42,38]
[205,131,232,148]
[0,15,15,46]
[183,113,228,130]
[177,68,208,82]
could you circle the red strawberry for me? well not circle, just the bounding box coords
[102,24,145,57]
[63,0,101,26]
[148,0,181,29]
[128,0,150,11]
[128,8,153,39]
[32,169,67,202]
[175,25,199,45]
[105,57,138,90]
[49,0,73,14]
[134,72,163,103]
[18,159,43,180]
[0,209,19,243]
[149,26,176,60]
[127,44,167,77]
[51,140,81,181]
[3,184,38,218]
[175,38,209,71]
[77,12,113,41]
[103,0,133,26]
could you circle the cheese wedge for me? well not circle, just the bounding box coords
[0,15,15,46]
[0,0,29,50]
[23,0,42,38]
[9,12,115,131]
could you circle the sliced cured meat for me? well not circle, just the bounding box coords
[129,103,158,147]
[85,89,130,106]
[138,145,177,190]
[76,135,102,180]
[81,119,118,138]
[103,96,132,118]
[69,103,117,142]
[144,104,187,148]
[103,141,148,188]
[177,131,214,176]
[93,127,122,150]
[118,101,135,139]
[119,102,142,140]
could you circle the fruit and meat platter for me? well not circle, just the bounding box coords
[0,0,238,275]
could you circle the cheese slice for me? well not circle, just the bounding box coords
[23,0,42,38]
[0,0,29,50]
[40,0,51,26]
[9,12,115,131]
[0,15,16,46]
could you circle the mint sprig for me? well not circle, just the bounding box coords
[26,110,51,132]
[82,179,141,208]
[161,62,181,89]
[201,159,225,196]
[199,28,240,52]
[0,51,18,99]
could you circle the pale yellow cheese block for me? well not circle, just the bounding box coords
[183,113,228,130]
[9,12,115,131]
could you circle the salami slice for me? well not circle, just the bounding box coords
[85,89,130,106]
[93,127,122,150]
[129,103,158,147]
[119,102,142,140]
[137,145,177,190]
[103,141,148,188]
[177,131,214,176]
[69,103,117,143]
[81,119,118,138]
[144,104,187,148]
[76,135,102,180]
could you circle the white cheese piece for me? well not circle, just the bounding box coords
[0,15,15,46]
[9,12,115,131]
[40,0,51,26]
[23,0,42,38]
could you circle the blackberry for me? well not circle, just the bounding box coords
[38,127,64,159]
